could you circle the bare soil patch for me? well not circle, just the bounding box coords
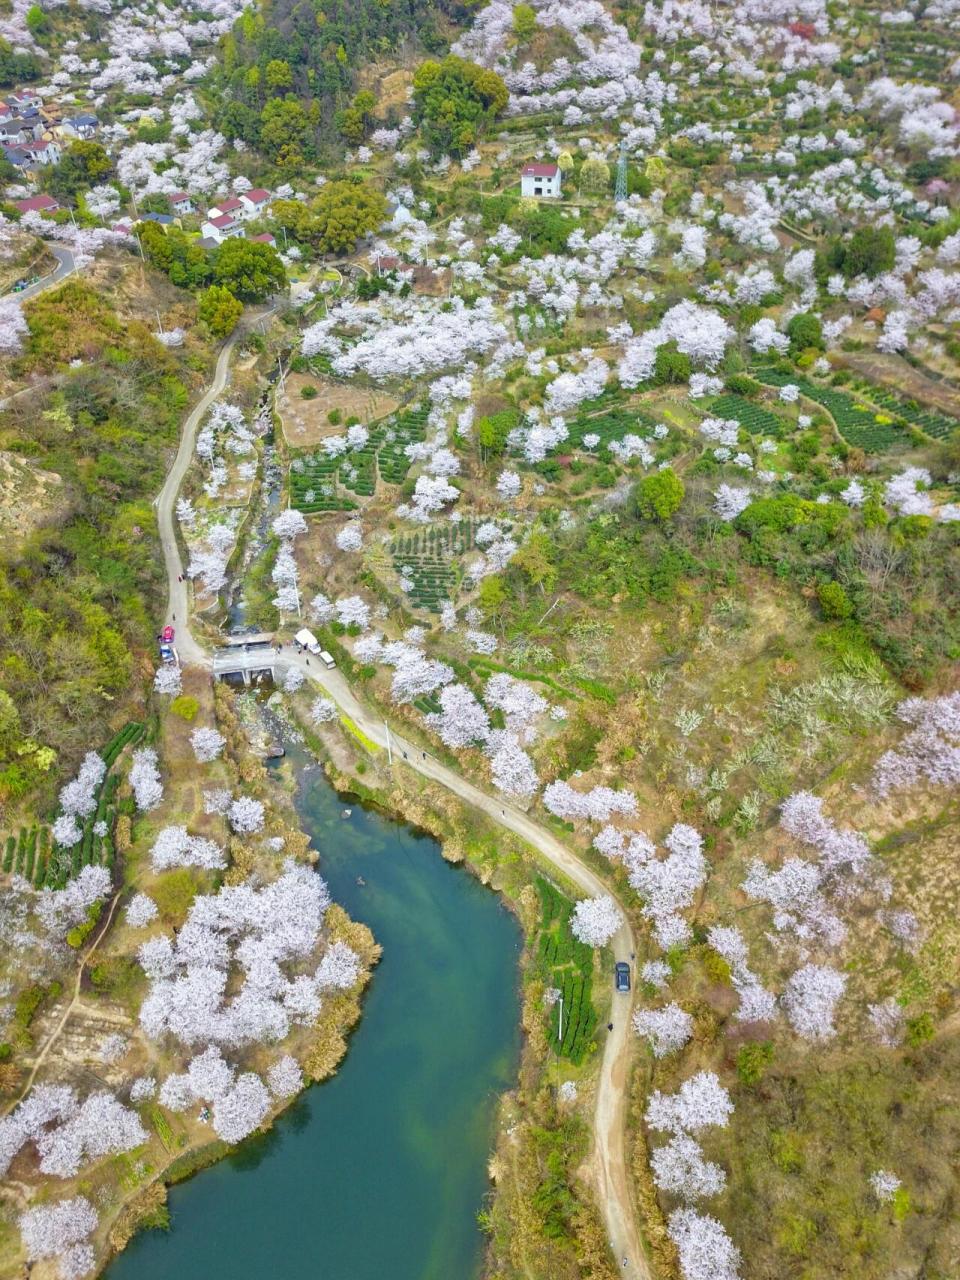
[834,349,960,418]
[0,451,64,544]
[277,373,399,448]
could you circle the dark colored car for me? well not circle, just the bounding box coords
[614,962,631,993]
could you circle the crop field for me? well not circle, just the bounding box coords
[844,379,960,441]
[753,368,909,452]
[2,721,144,889]
[389,519,479,611]
[535,876,598,1066]
[710,393,787,437]
[567,404,659,451]
[289,402,429,513]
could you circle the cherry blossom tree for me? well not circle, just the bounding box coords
[229,796,265,834]
[646,1072,734,1135]
[781,963,846,1040]
[668,1208,742,1280]
[651,1133,727,1200]
[633,1003,694,1057]
[190,727,226,763]
[125,893,158,928]
[570,894,622,947]
[129,747,163,811]
[19,1197,98,1280]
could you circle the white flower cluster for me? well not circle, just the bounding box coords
[151,825,226,873]
[190,726,226,763]
[872,693,960,795]
[138,861,357,1049]
[129,747,163,811]
[19,1196,98,1280]
[633,1002,694,1057]
[0,1084,146,1179]
[569,894,622,947]
[595,823,708,949]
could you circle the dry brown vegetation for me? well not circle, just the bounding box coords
[277,373,399,447]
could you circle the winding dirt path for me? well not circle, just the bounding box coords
[157,347,651,1279]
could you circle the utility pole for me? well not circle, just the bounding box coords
[277,356,286,395]
[614,139,628,204]
[156,309,164,336]
[385,721,393,766]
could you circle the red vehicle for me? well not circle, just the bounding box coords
[161,625,175,643]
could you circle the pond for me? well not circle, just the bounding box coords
[107,756,521,1280]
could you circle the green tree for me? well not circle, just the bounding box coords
[512,533,556,592]
[827,225,896,279]
[259,97,311,162]
[579,156,610,193]
[412,55,508,155]
[635,468,684,521]
[653,341,692,385]
[264,58,293,93]
[25,5,49,36]
[787,311,823,356]
[213,239,286,301]
[817,580,853,620]
[476,410,516,457]
[310,180,387,254]
[512,3,537,38]
[0,38,41,86]
[198,284,244,335]
[49,141,113,202]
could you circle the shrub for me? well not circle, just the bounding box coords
[635,468,684,522]
[300,385,318,399]
[737,1041,774,1086]
[170,695,199,721]
[817,581,853,620]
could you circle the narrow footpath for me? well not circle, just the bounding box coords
[156,339,650,1280]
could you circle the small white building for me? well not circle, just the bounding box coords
[240,188,271,219]
[521,162,561,199]
[201,213,243,243]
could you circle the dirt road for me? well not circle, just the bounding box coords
[160,347,650,1280]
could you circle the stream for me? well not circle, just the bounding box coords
[107,752,522,1280]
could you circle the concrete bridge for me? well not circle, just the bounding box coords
[212,634,279,685]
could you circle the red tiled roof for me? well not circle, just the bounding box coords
[14,194,58,213]
[169,190,191,203]
[214,196,243,213]
[245,188,270,202]
[522,162,559,177]
[249,232,275,243]
[209,213,236,228]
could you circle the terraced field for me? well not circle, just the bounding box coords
[753,368,910,452]
[289,402,429,513]
[710,393,788,437]
[390,519,479,612]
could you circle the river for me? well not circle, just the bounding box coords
[108,756,522,1280]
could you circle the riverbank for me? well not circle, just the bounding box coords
[105,729,521,1280]
[291,701,624,1280]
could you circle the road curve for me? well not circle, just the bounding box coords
[7,243,76,302]
[158,343,650,1280]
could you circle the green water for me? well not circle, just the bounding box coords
[108,759,521,1280]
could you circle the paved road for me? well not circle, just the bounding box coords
[6,243,76,302]
[155,335,240,667]
[159,345,649,1280]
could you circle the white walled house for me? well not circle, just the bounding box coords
[521,162,561,199]
[240,188,271,218]
[201,213,243,243]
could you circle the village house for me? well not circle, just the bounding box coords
[239,188,271,219]
[58,113,99,141]
[206,196,244,221]
[168,191,194,215]
[201,212,244,243]
[521,162,562,198]
[13,194,60,215]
